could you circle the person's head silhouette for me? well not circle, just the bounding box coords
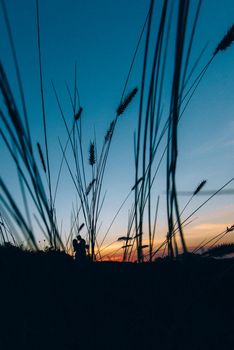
[72,238,78,252]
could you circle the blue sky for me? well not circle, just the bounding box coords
[0,0,234,256]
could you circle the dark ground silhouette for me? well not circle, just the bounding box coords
[0,246,234,350]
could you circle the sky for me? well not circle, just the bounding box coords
[0,0,234,259]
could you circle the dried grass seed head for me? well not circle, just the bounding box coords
[116,87,138,116]
[193,180,207,196]
[214,24,234,55]
[74,107,83,121]
[89,142,96,166]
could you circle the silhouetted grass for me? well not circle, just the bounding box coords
[1,1,234,349]
[0,0,234,264]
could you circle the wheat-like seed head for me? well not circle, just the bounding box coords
[74,107,83,121]
[122,244,133,248]
[117,236,133,241]
[214,24,234,55]
[89,142,96,166]
[78,223,85,233]
[116,87,138,116]
[193,180,207,196]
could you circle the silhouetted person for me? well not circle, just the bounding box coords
[73,238,79,261]
[76,235,86,262]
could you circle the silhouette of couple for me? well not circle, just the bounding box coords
[73,235,87,263]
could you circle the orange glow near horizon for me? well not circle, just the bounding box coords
[98,217,234,261]
[67,205,234,262]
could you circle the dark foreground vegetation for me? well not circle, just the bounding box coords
[0,246,234,350]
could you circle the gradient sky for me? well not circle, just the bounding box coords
[0,0,234,258]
